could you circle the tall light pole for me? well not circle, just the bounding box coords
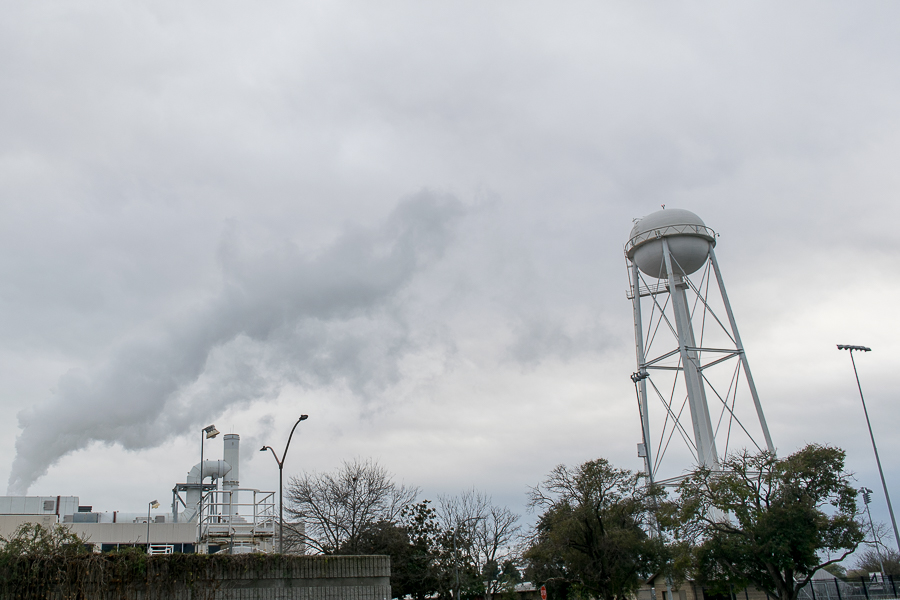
[838,344,900,555]
[199,424,219,552]
[860,487,886,578]
[261,414,309,553]
[146,500,159,553]
[453,516,483,600]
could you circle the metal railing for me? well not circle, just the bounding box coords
[198,488,276,548]
[625,223,716,256]
[627,280,669,299]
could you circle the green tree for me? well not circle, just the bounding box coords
[0,522,87,557]
[524,458,666,600]
[401,500,445,600]
[670,444,864,600]
[429,524,480,600]
[352,500,444,600]
[499,559,522,586]
[489,559,523,600]
[821,562,847,579]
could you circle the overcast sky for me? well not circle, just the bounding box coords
[2,1,900,549]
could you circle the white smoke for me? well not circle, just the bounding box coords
[7,192,465,495]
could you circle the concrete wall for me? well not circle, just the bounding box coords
[188,555,392,600]
[0,554,391,600]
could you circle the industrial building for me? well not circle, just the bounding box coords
[0,433,279,554]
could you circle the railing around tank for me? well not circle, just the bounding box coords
[625,223,716,256]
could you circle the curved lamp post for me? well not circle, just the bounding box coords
[146,500,159,553]
[838,345,900,555]
[261,414,309,553]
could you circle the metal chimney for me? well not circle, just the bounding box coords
[223,434,240,514]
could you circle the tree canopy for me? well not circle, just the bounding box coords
[353,500,445,600]
[524,458,665,600]
[669,444,864,600]
[0,522,87,558]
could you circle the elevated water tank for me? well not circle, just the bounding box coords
[625,208,716,279]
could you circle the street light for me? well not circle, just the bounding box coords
[199,424,220,552]
[452,516,484,600]
[147,500,159,553]
[260,414,309,553]
[860,487,886,579]
[838,344,900,555]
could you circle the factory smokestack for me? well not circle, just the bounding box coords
[223,434,240,514]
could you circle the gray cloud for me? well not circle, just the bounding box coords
[7,192,464,494]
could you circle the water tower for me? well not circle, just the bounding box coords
[625,208,774,485]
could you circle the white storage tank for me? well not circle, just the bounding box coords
[625,208,715,279]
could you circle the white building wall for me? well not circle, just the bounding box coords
[0,514,58,538]
[69,522,197,545]
[0,515,196,547]
[0,496,78,516]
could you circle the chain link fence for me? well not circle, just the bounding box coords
[797,576,900,600]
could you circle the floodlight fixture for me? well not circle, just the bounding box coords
[838,344,871,352]
[861,487,873,505]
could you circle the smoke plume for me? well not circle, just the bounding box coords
[7,192,465,494]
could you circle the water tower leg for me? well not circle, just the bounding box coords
[708,248,775,454]
[662,239,720,470]
[630,262,654,483]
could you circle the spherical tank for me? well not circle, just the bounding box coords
[625,208,716,279]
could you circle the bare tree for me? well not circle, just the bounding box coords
[439,489,521,599]
[476,504,521,597]
[851,548,899,577]
[279,520,308,555]
[286,457,419,554]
